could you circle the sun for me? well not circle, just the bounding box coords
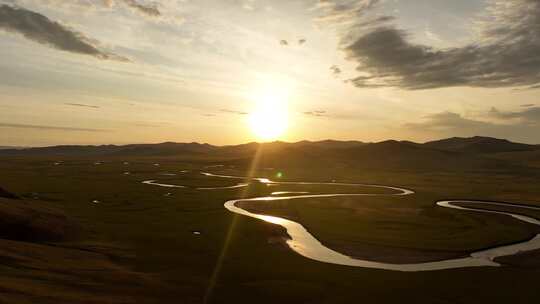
[247,86,289,141]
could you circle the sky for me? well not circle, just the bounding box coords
[0,0,539,146]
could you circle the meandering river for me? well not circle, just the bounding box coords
[142,171,540,272]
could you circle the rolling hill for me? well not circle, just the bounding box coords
[424,136,539,154]
[0,136,537,172]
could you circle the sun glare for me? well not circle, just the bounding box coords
[247,85,289,141]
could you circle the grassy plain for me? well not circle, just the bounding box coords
[1,155,540,303]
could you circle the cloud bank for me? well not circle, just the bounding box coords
[323,0,540,89]
[489,106,540,125]
[405,107,540,143]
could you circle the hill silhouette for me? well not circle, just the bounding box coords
[1,136,538,172]
[424,136,539,154]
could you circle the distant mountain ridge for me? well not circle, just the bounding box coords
[0,142,217,157]
[0,136,537,157]
[1,136,538,172]
[424,136,539,154]
[0,146,26,150]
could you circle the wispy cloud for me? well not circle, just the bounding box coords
[26,0,163,18]
[0,122,110,132]
[302,110,359,120]
[304,110,327,117]
[315,0,381,25]
[405,112,487,131]
[330,65,341,76]
[0,4,128,61]
[220,109,248,115]
[65,103,100,109]
[121,0,161,18]
[133,121,164,127]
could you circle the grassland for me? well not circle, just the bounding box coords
[0,154,540,303]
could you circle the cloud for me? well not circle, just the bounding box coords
[304,110,327,117]
[410,108,540,131]
[404,109,540,143]
[302,110,361,120]
[315,0,381,25]
[65,103,100,109]
[489,107,540,124]
[342,0,540,89]
[405,112,487,131]
[220,109,248,115]
[353,15,395,28]
[330,65,341,75]
[241,0,255,11]
[121,0,161,18]
[133,121,164,127]
[10,0,165,20]
[0,122,110,132]
[521,104,535,108]
[0,4,128,61]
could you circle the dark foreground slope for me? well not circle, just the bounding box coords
[0,187,73,241]
[0,186,164,303]
[0,186,19,199]
[0,197,76,242]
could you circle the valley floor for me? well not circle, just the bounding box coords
[1,157,540,303]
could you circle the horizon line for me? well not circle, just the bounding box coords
[2,136,538,149]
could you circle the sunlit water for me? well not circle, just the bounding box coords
[197,183,249,190]
[142,180,186,188]
[143,171,540,271]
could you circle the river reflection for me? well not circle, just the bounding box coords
[144,171,540,271]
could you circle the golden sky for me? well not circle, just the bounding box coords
[1,0,539,146]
